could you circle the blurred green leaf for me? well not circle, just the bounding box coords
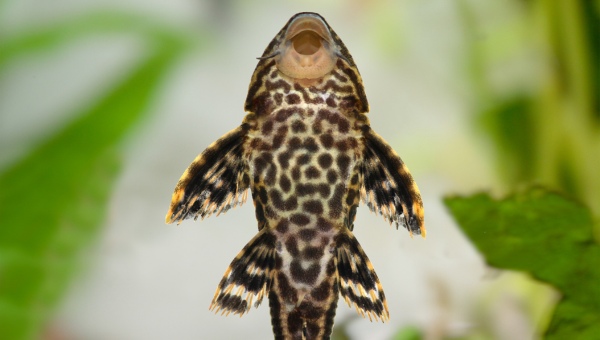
[479,96,535,183]
[444,188,600,339]
[462,0,600,217]
[393,325,422,340]
[580,0,600,120]
[0,43,181,339]
[0,11,196,71]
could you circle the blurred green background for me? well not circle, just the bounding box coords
[0,0,598,339]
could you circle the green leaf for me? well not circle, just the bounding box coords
[444,188,600,339]
[0,47,179,339]
[393,325,422,340]
[0,11,196,71]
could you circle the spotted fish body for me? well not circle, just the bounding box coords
[166,12,424,340]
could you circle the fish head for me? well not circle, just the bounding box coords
[246,12,368,113]
[273,13,338,80]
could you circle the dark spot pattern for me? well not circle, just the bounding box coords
[338,118,350,133]
[276,272,297,303]
[287,310,303,337]
[326,96,337,108]
[279,174,291,192]
[328,184,345,219]
[345,189,357,206]
[336,154,351,178]
[335,140,349,152]
[332,70,348,82]
[297,154,311,165]
[265,165,277,186]
[291,120,306,133]
[264,205,277,219]
[311,280,331,301]
[317,154,333,168]
[305,166,321,179]
[274,93,283,106]
[290,213,310,226]
[319,134,334,149]
[277,152,292,169]
[305,320,321,340]
[269,292,283,339]
[347,137,358,149]
[317,217,333,232]
[298,228,317,241]
[288,137,302,150]
[285,236,299,256]
[325,258,336,275]
[235,24,387,339]
[304,137,319,152]
[291,166,301,181]
[262,120,274,135]
[272,126,288,149]
[258,187,268,203]
[266,79,291,93]
[253,155,268,175]
[276,220,289,233]
[286,93,300,105]
[303,200,324,214]
[326,170,338,184]
[312,120,323,134]
[269,189,298,211]
[322,79,353,94]
[290,260,320,285]
[318,183,331,198]
[303,246,323,260]
[254,201,266,222]
[296,183,316,196]
[276,108,294,122]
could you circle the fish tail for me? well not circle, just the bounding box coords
[267,266,339,340]
[209,228,277,316]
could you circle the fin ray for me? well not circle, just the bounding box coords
[336,231,389,322]
[166,126,250,224]
[209,229,277,316]
[360,129,425,235]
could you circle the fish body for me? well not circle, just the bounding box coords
[166,12,424,340]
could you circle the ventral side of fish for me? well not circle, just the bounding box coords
[166,12,425,340]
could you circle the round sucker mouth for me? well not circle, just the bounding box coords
[275,15,338,81]
[292,31,322,55]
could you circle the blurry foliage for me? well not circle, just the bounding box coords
[445,189,599,339]
[1,0,598,339]
[447,0,600,338]
[0,10,197,340]
[463,0,600,215]
[393,325,422,340]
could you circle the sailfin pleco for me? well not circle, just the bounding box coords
[166,12,425,340]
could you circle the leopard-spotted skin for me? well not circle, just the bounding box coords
[243,58,371,339]
[166,12,424,340]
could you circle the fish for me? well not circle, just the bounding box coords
[165,12,425,340]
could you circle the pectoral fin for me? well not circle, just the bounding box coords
[166,126,250,224]
[360,129,425,236]
[336,231,389,322]
[210,229,277,316]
